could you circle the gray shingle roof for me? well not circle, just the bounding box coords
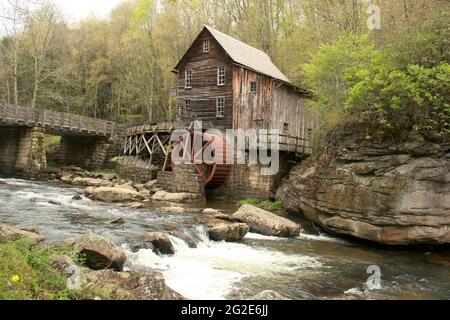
[174,25,291,84]
[205,26,291,83]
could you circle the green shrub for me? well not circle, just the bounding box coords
[347,63,450,140]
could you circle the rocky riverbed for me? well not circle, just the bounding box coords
[1,176,450,300]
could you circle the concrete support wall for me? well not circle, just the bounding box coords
[57,136,110,170]
[0,127,46,179]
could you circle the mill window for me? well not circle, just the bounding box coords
[203,40,210,53]
[216,97,225,118]
[250,81,257,93]
[184,99,191,110]
[217,67,225,86]
[185,70,193,89]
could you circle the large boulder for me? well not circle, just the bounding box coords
[232,205,300,237]
[0,224,45,245]
[126,232,175,255]
[71,177,111,187]
[81,269,183,300]
[64,233,126,271]
[51,256,182,300]
[87,187,143,203]
[278,129,450,245]
[152,190,201,203]
[208,223,249,242]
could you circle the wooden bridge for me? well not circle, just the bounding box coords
[0,104,115,137]
[0,104,116,179]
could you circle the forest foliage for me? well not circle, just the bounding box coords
[0,0,449,142]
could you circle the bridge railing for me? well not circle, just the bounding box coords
[0,104,115,137]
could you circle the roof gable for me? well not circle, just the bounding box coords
[173,25,291,84]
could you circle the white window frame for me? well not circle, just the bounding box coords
[203,40,210,53]
[185,69,193,89]
[216,97,225,118]
[250,81,257,93]
[217,66,225,86]
[184,99,191,110]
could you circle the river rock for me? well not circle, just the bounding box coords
[60,174,74,184]
[114,183,136,192]
[168,230,197,248]
[72,195,83,200]
[119,202,145,209]
[81,269,183,300]
[162,206,185,213]
[88,187,143,203]
[203,208,220,215]
[125,235,155,253]
[139,190,151,199]
[110,217,126,225]
[277,129,450,245]
[71,177,111,187]
[0,224,45,245]
[64,233,126,271]
[145,180,158,190]
[208,223,249,242]
[99,173,117,181]
[126,232,175,255]
[250,290,291,300]
[152,190,200,203]
[232,205,300,237]
[146,232,175,255]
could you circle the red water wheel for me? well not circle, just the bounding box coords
[172,131,231,189]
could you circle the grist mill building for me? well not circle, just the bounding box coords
[123,25,317,199]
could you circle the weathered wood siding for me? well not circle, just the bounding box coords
[232,66,315,153]
[176,30,233,129]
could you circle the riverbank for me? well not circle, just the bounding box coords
[1,177,450,300]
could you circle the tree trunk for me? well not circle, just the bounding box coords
[13,46,18,106]
[30,56,39,108]
[6,79,11,104]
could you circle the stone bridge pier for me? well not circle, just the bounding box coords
[0,127,111,179]
[0,127,47,180]
[55,136,111,170]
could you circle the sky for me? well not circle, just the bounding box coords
[50,0,125,21]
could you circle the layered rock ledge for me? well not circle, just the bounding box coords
[278,131,450,245]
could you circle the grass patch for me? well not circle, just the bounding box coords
[237,199,283,212]
[97,168,116,175]
[0,240,93,300]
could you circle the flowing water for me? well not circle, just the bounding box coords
[1,177,449,300]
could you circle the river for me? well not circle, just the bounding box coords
[0,177,449,300]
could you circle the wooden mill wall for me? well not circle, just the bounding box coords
[232,66,315,152]
[176,30,233,130]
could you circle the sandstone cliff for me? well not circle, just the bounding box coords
[278,130,450,245]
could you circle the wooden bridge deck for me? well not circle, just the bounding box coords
[0,104,115,137]
[124,120,312,154]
